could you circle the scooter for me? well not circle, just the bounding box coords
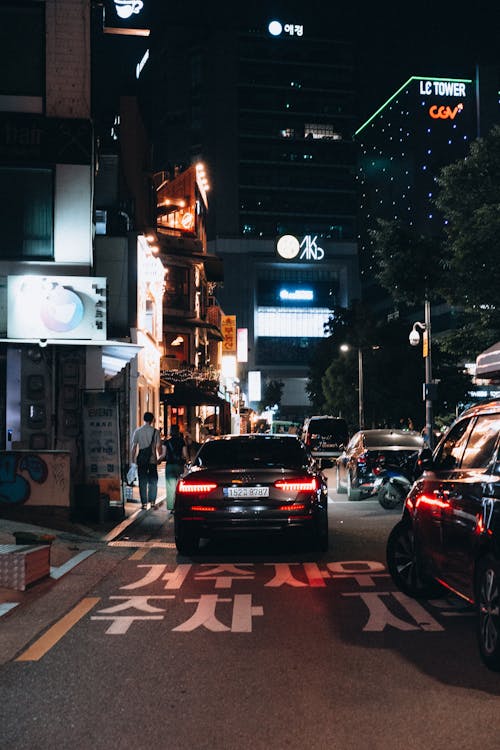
[374,468,413,509]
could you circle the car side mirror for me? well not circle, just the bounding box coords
[417,447,434,472]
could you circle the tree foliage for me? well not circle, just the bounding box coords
[435,124,500,310]
[259,379,284,412]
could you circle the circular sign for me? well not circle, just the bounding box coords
[268,20,283,36]
[276,234,300,259]
[40,285,84,332]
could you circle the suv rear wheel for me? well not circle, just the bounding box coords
[174,520,200,556]
[476,556,500,671]
[387,520,442,598]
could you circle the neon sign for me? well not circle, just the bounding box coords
[279,289,314,302]
[113,0,143,19]
[276,234,325,262]
[429,103,463,120]
[268,20,304,37]
[419,80,466,97]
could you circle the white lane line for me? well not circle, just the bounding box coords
[0,603,19,617]
[50,549,96,579]
[108,540,176,549]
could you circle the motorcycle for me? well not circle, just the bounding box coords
[374,468,413,509]
[373,452,419,510]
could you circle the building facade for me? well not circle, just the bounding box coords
[148,9,360,418]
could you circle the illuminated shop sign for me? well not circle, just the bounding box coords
[279,289,314,302]
[276,234,325,262]
[103,0,150,36]
[268,20,303,37]
[7,276,107,340]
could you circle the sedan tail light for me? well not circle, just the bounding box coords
[177,479,218,494]
[274,477,318,492]
[357,452,368,465]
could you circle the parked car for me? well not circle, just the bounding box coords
[336,429,424,501]
[386,400,500,670]
[270,420,300,435]
[301,415,349,467]
[173,434,330,555]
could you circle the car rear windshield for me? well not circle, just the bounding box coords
[364,431,423,449]
[196,437,308,469]
[310,419,348,441]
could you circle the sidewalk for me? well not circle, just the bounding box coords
[0,463,169,546]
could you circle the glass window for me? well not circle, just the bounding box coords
[197,436,307,469]
[460,414,500,469]
[0,5,44,97]
[165,266,189,311]
[0,167,53,259]
[433,418,473,471]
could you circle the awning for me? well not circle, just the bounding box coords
[0,338,142,377]
[161,383,225,407]
[476,341,500,379]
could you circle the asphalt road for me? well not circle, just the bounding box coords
[2,470,500,750]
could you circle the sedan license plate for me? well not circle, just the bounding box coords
[224,486,269,498]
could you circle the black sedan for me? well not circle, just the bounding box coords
[387,400,500,671]
[173,434,330,554]
[336,429,424,501]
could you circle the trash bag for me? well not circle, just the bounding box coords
[126,463,138,485]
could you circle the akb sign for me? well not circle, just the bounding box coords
[276,234,325,261]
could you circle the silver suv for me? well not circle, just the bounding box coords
[302,416,349,467]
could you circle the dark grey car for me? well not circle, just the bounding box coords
[173,434,330,555]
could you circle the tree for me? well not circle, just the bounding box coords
[259,379,284,412]
[435,124,500,313]
[368,219,443,305]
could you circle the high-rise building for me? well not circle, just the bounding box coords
[355,69,500,321]
[148,7,360,418]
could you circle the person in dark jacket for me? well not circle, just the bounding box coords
[161,424,187,510]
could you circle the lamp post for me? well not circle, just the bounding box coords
[340,344,364,431]
[409,298,434,449]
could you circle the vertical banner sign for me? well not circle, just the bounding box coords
[83,391,123,507]
[221,315,237,354]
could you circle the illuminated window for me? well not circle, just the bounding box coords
[304,124,342,140]
[257,307,330,337]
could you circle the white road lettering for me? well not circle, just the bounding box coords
[343,591,444,631]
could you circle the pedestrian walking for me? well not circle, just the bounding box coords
[131,412,162,509]
[161,424,187,510]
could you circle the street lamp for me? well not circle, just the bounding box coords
[340,344,364,431]
[409,299,435,449]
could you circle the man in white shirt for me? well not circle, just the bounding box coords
[131,412,162,509]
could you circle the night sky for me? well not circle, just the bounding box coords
[152,0,500,126]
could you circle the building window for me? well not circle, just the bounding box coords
[165,266,190,311]
[304,124,342,140]
[0,4,44,98]
[0,167,53,259]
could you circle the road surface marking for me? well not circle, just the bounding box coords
[50,550,96,579]
[108,540,176,549]
[15,597,100,661]
[0,603,19,617]
[129,548,149,560]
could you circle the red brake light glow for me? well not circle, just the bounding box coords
[274,478,318,492]
[177,480,217,494]
[190,505,216,512]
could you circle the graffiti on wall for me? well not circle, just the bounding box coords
[0,452,70,507]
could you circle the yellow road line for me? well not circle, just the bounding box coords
[16,597,100,662]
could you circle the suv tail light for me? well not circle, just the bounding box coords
[177,479,217,494]
[274,477,318,492]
